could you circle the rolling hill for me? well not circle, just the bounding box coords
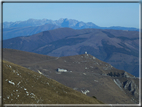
[3,60,104,104]
[3,28,139,77]
[3,48,139,104]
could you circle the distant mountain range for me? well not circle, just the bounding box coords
[2,18,140,104]
[3,18,139,40]
[3,28,139,77]
[3,48,139,104]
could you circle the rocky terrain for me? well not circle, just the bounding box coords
[3,60,104,104]
[3,28,139,77]
[3,48,140,104]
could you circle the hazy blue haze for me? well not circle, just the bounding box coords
[3,2,139,28]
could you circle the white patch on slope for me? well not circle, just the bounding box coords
[81,90,90,95]
[113,79,123,91]
[8,80,15,85]
[37,70,43,75]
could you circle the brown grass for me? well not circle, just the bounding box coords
[3,60,104,104]
[3,48,138,104]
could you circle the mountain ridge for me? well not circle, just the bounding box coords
[3,28,139,77]
[3,18,139,40]
[3,60,104,104]
[3,48,139,104]
[3,23,61,40]
[3,18,138,30]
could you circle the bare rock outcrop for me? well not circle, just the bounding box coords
[123,79,139,98]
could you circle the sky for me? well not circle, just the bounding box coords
[2,1,140,28]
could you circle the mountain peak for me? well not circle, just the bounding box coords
[3,18,138,31]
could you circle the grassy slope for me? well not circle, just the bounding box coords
[3,48,56,66]
[3,60,104,104]
[3,48,137,104]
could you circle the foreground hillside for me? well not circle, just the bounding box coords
[3,49,139,104]
[3,28,139,77]
[3,60,104,104]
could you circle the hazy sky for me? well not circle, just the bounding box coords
[3,2,140,28]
